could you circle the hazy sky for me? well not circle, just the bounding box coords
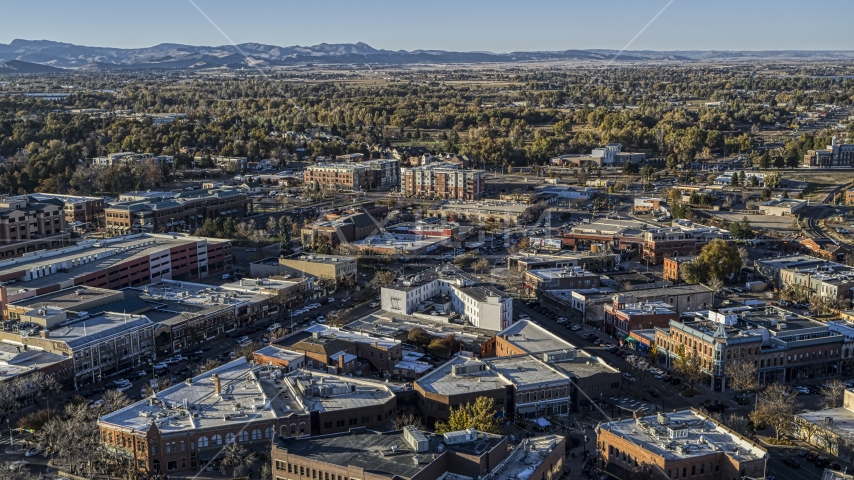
[2,0,853,52]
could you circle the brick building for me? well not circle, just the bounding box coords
[304,159,399,192]
[523,266,600,296]
[253,345,305,371]
[655,308,845,391]
[804,136,854,168]
[30,193,105,230]
[0,309,154,389]
[105,188,250,234]
[597,409,767,480]
[604,296,678,338]
[0,234,232,319]
[642,227,697,265]
[400,164,486,200]
[275,324,402,376]
[662,256,698,284]
[273,428,564,480]
[478,320,622,413]
[98,358,398,476]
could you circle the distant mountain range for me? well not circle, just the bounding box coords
[2,39,854,72]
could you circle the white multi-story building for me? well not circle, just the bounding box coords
[381,265,512,331]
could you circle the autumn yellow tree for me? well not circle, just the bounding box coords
[434,396,501,434]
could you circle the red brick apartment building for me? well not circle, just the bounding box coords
[642,227,698,265]
[662,256,698,283]
[400,164,486,200]
[604,296,678,337]
[597,409,766,480]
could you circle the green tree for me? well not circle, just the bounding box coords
[773,155,785,169]
[407,327,433,347]
[700,238,743,281]
[279,216,294,256]
[434,396,501,434]
[730,172,740,187]
[764,171,782,189]
[758,152,771,169]
[622,162,640,175]
[729,216,754,240]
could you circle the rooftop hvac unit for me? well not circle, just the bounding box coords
[451,362,486,376]
[443,428,477,445]
[542,349,577,363]
[403,426,429,453]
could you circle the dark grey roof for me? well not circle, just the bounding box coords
[276,427,504,479]
[85,297,151,316]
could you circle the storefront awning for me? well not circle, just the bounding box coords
[516,405,538,414]
[624,336,638,344]
[536,417,551,427]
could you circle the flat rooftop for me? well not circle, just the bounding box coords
[343,312,494,347]
[526,267,596,280]
[283,324,400,350]
[431,200,531,214]
[46,313,152,349]
[10,286,119,311]
[616,301,675,317]
[600,409,765,462]
[99,358,291,434]
[487,355,570,387]
[416,356,507,396]
[798,406,854,439]
[282,370,396,413]
[570,218,647,236]
[254,345,304,363]
[284,254,354,265]
[495,320,576,354]
[276,427,504,480]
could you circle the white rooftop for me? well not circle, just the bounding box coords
[495,320,577,354]
[600,409,765,461]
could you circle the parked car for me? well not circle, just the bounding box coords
[153,362,168,370]
[369,302,379,308]
[25,447,44,457]
[782,458,800,468]
[815,457,830,468]
[267,323,281,332]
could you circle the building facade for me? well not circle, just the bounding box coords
[400,164,486,200]
[304,160,399,192]
[804,136,854,168]
[105,188,250,234]
[597,409,767,480]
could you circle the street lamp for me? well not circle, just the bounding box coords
[7,418,12,451]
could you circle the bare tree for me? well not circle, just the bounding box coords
[220,442,258,479]
[393,412,425,430]
[725,359,758,405]
[750,383,799,441]
[471,258,490,275]
[706,277,725,296]
[821,379,847,409]
[737,247,750,270]
[673,344,705,394]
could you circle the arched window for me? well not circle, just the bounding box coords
[252,429,262,441]
[265,427,274,438]
[198,436,209,448]
[225,433,235,444]
[212,434,223,445]
[238,431,249,442]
